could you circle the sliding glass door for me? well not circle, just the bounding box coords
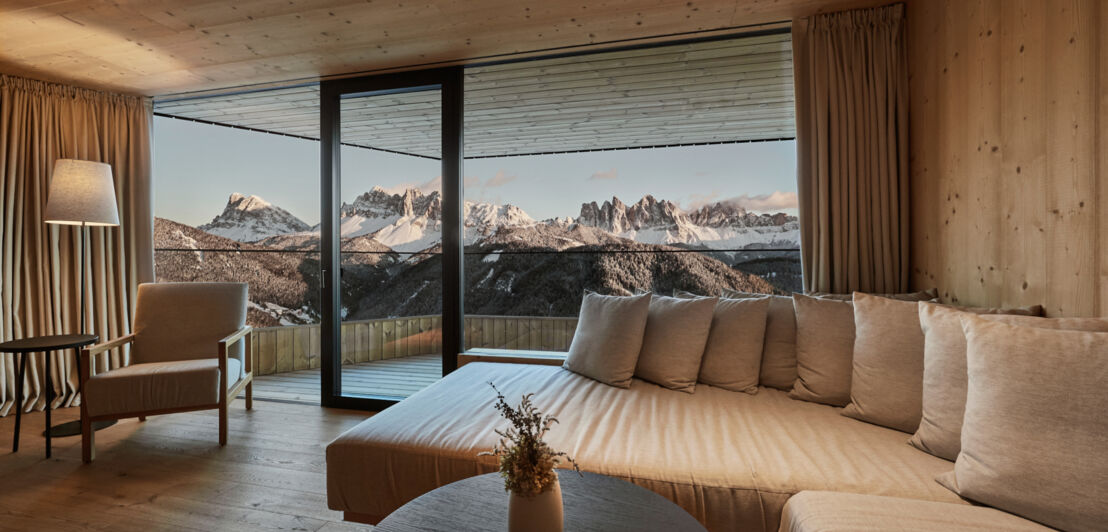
[320,68,462,410]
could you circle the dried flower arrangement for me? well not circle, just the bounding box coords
[480,382,580,497]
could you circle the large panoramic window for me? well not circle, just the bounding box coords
[151,29,797,404]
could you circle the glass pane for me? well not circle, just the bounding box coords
[338,88,443,399]
[461,144,800,352]
[152,111,322,404]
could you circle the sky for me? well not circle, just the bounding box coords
[154,116,798,227]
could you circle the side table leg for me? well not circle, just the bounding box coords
[45,349,51,459]
[13,354,25,452]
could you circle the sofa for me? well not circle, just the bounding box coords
[326,291,1101,531]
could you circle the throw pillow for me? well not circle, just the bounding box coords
[937,316,1108,532]
[722,289,797,390]
[909,303,1089,460]
[789,294,855,406]
[633,294,717,393]
[563,291,652,388]
[841,293,926,433]
[698,296,771,393]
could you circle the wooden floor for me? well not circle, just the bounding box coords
[0,400,375,531]
[252,354,442,404]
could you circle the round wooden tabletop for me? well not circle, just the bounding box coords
[375,470,707,532]
[0,334,98,353]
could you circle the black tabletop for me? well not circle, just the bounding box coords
[0,334,99,353]
[375,471,707,532]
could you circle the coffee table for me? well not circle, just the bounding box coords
[375,470,707,531]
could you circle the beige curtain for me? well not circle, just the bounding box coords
[0,74,154,417]
[793,4,910,294]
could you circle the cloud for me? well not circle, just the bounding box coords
[484,170,517,188]
[684,191,722,211]
[378,175,441,195]
[721,190,799,212]
[463,176,483,188]
[694,171,711,177]
[588,168,618,181]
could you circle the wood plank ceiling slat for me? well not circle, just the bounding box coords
[153,33,795,158]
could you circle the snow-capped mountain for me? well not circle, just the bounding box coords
[576,195,799,250]
[331,186,536,252]
[199,193,311,242]
[191,187,798,253]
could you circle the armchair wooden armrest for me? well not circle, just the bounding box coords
[217,325,254,445]
[81,334,136,357]
[218,326,253,355]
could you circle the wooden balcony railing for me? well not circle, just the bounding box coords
[248,315,579,376]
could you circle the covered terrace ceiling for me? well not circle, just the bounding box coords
[154,32,795,159]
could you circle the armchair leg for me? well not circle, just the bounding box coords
[81,409,94,464]
[138,416,146,422]
[245,381,253,411]
[218,397,228,447]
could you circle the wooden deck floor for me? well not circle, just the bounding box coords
[0,400,374,531]
[250,354,442,404]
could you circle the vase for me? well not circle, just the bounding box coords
[508,476,564,532]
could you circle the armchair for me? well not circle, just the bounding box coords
[79,282,253,463]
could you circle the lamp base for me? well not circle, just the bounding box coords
[45,419,117,438]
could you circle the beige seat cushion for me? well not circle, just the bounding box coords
[327,363,962,532]
[562,291,651,388]
[722,289,797,390]
[910,303,1104,460]
[790,295,855,406]
[780,491,1051,532]
[634,294,717,393]
[938,317,1108,532]
[84,358,242,418]
[841,294,925,433]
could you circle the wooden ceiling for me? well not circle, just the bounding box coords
[2,0,886,97]
[155,33,794,158]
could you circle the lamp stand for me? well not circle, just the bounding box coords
[47,222,117,438]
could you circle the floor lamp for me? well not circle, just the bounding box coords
[44,159,120,436]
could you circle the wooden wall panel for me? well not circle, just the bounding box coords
[908,0,1106,317]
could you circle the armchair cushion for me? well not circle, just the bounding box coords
[132,282,247,366]
[83,358,241,417]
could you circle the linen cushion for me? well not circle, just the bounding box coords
[563,291,652,388]
[789,294,855,406]
[133,282,248,367]
[937,317,1108,532]
[909,303,1092,460]
[810,288,937,302]
[84,358,242,417]
[779,491,1051,532]
[722,289,797,390]
[698,296,770,393]
[841,293,925,433]
[634,294,717,393]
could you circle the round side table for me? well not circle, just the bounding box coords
[0,334,105,458]
[375,470,707,532]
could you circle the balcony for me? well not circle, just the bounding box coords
[248,314,579,403]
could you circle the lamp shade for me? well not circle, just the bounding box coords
[44,159,120,226]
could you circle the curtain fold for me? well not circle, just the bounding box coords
[0,74,153,417]
[794,3,910,294]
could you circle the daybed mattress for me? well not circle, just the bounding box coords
[326,362,963,531]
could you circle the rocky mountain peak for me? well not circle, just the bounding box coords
[199,193,310,243]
